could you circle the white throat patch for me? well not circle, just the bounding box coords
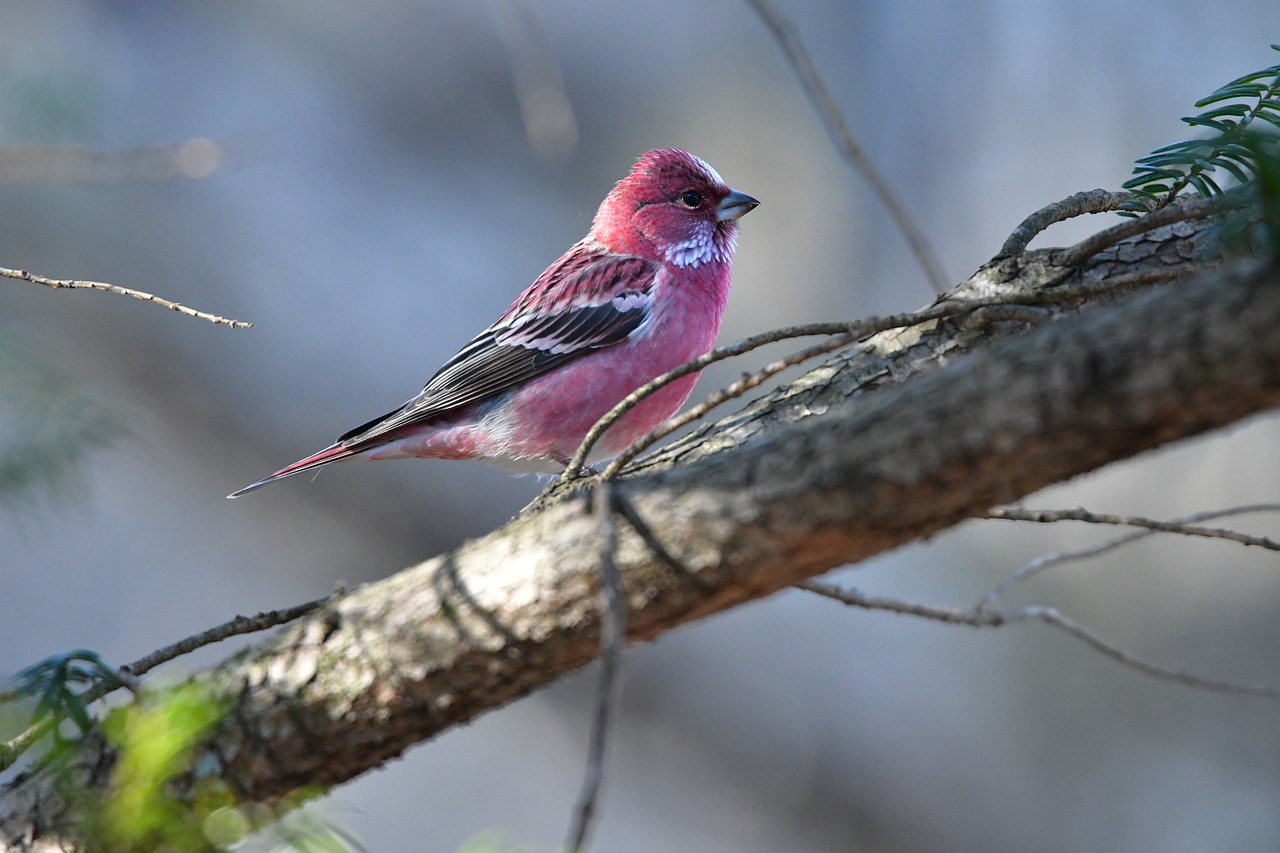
[663,225,735,269]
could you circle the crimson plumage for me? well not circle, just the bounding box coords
[228,149,758,498]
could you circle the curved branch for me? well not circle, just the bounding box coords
[994,189,1137,260]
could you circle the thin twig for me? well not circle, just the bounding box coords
[995,189,1139,260]
[797,580,986,625]
[565,483,627,852]
[1024,605,1279,697]
[601,333,856,480]
[563,305,993,479]
[611,494,691,580]
[565,279,1144,482]
[984,506,1280,551]
[978,504,1280,610]
[1056,188,1251,267]
[1,597,327,773]
[562,320,859,478]
[743,0,949,293]
[119,597,330,677]
[2,265,252,328]
[797,580,1280,697]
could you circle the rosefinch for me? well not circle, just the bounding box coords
[228,149,757,498]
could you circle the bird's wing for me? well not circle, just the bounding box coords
[338,249,658,448]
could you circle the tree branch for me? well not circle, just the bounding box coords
[4,206,1278,848]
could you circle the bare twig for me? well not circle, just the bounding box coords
[1,597,327,773]
[995,189,1139,260]
[984,506,1280,551]
[743,0,949,293]
[611,492,700,583]
[565,278,1152,482]
[797,580,1280,697]
[562,307,989,479]
[562,320,859,478]
[978,504,1280,610]
[600,333,855,479]
[565,483,627,852]
[1056,189,1251,267]
[487,0,578,160]
[2,265,252,328]
[1025,606,1279,697]
[118,598,330,678]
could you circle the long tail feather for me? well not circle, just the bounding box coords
[226,443,355,498]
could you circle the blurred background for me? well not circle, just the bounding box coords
[2,1,1279,850]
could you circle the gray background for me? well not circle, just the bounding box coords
[2,2,1279,851]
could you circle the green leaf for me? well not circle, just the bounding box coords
[1182,116,1236,132]
[1122,172,1179,189]
[1200,103,1253,118]
[1140,150,1208,167]
[1210,156,1252,183]
[1186,172,1222,196]
[1144,138,1206,155]
[1195,87,1267,107]
[1223,66,1280,87]
[1255,111,1280,129]
[65,694,93,733]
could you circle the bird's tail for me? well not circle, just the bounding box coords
[226,443,355,498]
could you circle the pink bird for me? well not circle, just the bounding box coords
[228,149,758,498]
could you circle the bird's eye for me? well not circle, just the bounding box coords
[680,190,703,208]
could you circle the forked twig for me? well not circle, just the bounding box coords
[797,580,1279,697]
[985,506,1280,551]
[978,504,1280,610]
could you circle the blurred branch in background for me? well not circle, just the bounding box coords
[743,0,950,293]
[0,136,259,185]
[487,0,579,161]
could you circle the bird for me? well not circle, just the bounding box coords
[228,148,758,498]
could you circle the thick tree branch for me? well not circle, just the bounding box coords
[4,209,1279,848]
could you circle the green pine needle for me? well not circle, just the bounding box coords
[1121,43,1280,215]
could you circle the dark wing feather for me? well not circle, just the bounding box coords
[338,252,657,448]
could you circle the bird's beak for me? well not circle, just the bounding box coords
[716,189,760,222]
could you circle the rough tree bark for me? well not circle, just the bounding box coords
[3,201,1278,850]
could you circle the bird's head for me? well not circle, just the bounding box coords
[591,149,759,269]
